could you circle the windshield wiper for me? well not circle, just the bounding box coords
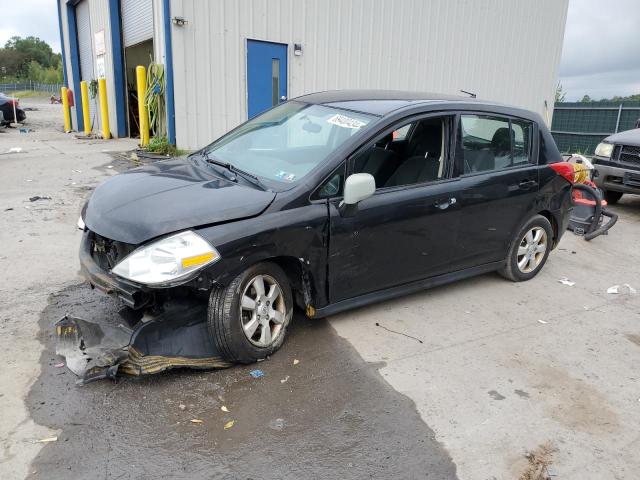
[228,164,268,191]
[204,153,267,191]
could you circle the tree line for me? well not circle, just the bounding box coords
[556,83,640,104]
[0,36,63,84]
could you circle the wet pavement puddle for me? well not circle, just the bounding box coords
[27,284,458,479]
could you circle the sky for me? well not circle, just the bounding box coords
[0,0,638,101]
[559,0,640,101]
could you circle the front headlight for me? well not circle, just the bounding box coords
[594,142,614,158]
[112,230,220,285]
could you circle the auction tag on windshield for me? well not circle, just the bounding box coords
[276,170,296,182]
[327,114,367,129]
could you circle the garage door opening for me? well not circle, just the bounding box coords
[121,0,153,139]
[124,39,153,138]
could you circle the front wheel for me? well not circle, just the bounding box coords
[208,262,293,363]
[499,215,553,282]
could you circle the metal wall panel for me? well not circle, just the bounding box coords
[169,0,568,150]
[88,0,119,134]
[122,0,154,47]
[76,0,97,128]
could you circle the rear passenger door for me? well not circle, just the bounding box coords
[451,113,539,270]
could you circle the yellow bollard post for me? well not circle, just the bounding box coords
[80,81,91,134]
[61,86,71,132]
[136,65,149,147]
[98,78,111,139]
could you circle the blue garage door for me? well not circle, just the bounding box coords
[247,40,287,119]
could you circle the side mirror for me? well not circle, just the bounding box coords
[339,173,375,216]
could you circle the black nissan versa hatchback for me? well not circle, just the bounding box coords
[78,91,573,363]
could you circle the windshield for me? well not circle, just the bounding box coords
[202,101,375,185]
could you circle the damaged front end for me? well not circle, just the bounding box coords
[56,303,231,385]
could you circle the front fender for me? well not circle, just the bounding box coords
[197,202,330,308]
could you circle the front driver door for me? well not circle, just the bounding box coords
[327,114,462,303]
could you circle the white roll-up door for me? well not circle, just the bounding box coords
[75,0,98,130]
[122,0,153,48]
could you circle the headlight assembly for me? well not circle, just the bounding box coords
[112,230,220,285]
[594,142,614,158]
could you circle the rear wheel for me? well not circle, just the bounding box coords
[208,262,293,363]
[500,215,553,282]
[603,190,623,204]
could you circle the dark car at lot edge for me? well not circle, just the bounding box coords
[591,128,640,203]
[0,92,26,126]
[78,90,574,363]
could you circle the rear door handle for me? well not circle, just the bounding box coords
[434,197,457,210]
[519,180,537,190]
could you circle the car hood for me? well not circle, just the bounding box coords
[84,157,276,244]
[604,128,640,147]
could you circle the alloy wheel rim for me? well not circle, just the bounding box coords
[240,274,286,347]
[516,226,548,273]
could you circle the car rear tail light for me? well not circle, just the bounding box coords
[549,162,575,183]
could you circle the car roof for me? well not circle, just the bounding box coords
[294,89,524,117]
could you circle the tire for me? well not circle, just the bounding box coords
[208,262,293,363]
[603,190,623,204]
[499,214,553,282]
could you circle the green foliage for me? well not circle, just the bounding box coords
[0,36,62,82]
[145,136,178,156]
[575,93,640,103]
[555,83,566,103]
[26,60,63,84]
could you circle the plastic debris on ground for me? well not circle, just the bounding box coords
[280,375,290,383]
[558,278,575,286]
[293,359,300,365]
[221,406,229,412]
[36,437,58,443]
[190,419,203,424]
[249,369,264,378]
[538,319,548,324]
[0,147,24,155]
[29,195,52,202]
[607,284,637,295]
[53,362,65,368]
[268,418,285,431]
[223,420,235,430]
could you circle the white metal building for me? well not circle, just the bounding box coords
[57,0,569,150]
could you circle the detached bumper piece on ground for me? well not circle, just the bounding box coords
[55,303,230,385]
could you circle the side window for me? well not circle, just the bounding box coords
[459,115,534,174]
[315,166,345,199]
[392,124,411,142]
[352,116,448,189]
[511,119,533,165]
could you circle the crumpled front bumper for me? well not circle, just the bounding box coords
[55,303,231,385]
[79,230,151,309]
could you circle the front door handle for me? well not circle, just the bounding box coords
[434,197,457,210]
[519,179,537,190]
